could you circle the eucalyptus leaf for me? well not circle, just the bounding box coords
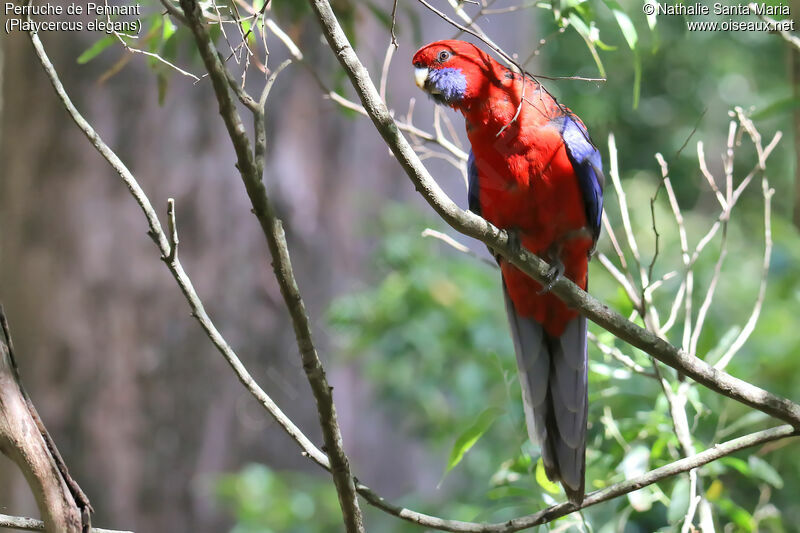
[602,0,638,50]
[667,477,690,524]
[444,406,504,475]
[535,458,561,494]
[77,35,116,64]
[748,456,784,489]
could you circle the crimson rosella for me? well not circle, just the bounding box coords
[412,40,604,504]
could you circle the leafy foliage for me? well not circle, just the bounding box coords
[216,464,344,533]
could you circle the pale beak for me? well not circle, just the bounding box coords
[414,67,429,90]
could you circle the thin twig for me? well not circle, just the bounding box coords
[751,3,800,50]
[697,141,727,209]
[390,0,399,46]
[166,198,178,262]
[596,252,642,310]
[715,177,774,370]
[379,42,395,103]
[264,17,467,162]
[104,3,200,82]
[422,228,498,268]
[587,332,656,379]
[608,134,644,275]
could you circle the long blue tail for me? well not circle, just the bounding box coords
[502,284,588,504]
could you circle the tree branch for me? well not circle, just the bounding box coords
[355,425,798,532]
[305,0,800,429]
[0,513,131,533]
[0,311,84,533]
[175,3,364,530]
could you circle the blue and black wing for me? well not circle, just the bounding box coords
[558,114,605,247]
[467,150,481,216]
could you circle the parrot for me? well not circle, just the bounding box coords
[412,40,604,504]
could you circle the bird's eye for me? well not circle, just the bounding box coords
[437,50,451,62]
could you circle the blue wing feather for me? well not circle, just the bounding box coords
[558,115,605,246]
[467,150,481,215]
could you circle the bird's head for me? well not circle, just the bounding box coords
[412,40,494,107]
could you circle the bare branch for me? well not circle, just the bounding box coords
[587,332,656,379]
[422,228,498,268]
[166,198,178,262]
[264,17,467,162]
[596,252,642,310]
[357,425,797,532]
[0,312,84,533]
[177,2,366,530]
[390,0,399,46]
[751,3,800,50]
[715,177,774,370]
[379,42,396,103]
[0,513,131,533]
[601,211,630,270]
[697,141,727,209]
[608,134,645,279]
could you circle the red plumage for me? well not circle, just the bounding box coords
[413,40,592,336]
[413,40,604,504]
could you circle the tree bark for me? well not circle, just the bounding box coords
[0,309,86,533]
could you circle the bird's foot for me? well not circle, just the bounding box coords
[506,228,522,253]
[538,260,565,294]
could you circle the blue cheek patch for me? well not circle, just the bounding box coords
[428,67,467,103]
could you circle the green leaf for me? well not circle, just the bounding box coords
[162,16,177,42]
[602,0,638,50]
[717,497,755,531]
[667,478,690,523]
[720,456,750,476]
[157,71,169,106]
[650,434,670,460]
[748,456,784,489]
[644,1,657,30]
[567,13,607,78]
[619,445,652,511]
[750,96,800,121]
[632,49,641,109]
[444,406,503,474]
[77,35,116,64]
[535,457,561,494]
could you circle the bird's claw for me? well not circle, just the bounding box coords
[506,228,522,252]
[538,260,565,295]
